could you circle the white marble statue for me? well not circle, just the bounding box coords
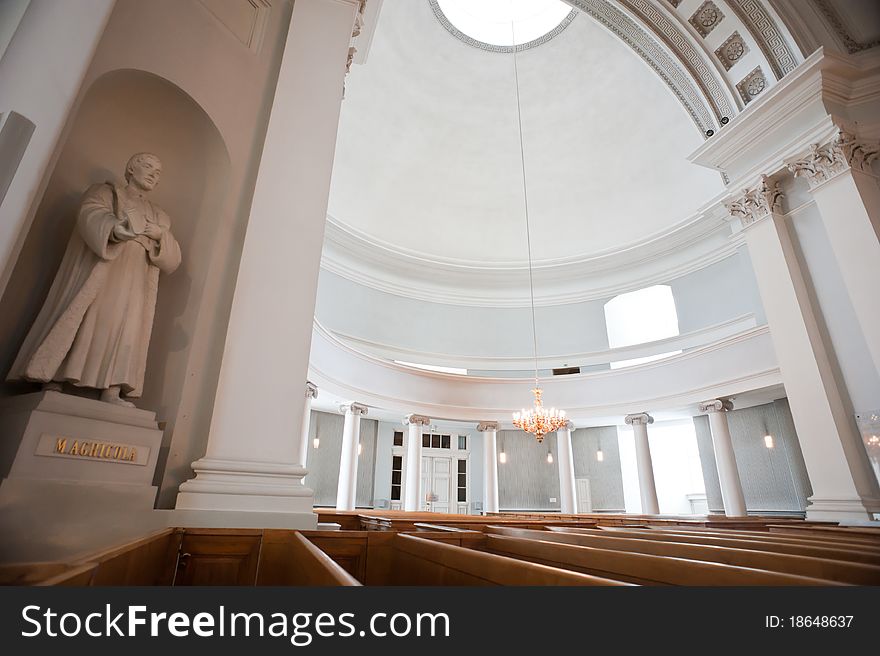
[7,153,181,407]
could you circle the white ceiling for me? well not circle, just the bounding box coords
[328,0,725,268]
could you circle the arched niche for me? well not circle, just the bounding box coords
[0,68,232,498]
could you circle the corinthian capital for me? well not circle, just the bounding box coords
[476,422,498,432]
[724,176,783,228]
[305,381,318,400]
[788,129,879,188]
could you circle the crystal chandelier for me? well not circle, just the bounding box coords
[507,16,566,443]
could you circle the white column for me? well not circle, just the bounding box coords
[556,421,577,514]
[625,413,659,515]
[477,422,499,514]
[175,0,361,528]
[0,0,116,296]
[699,399,747,517]
[403,414,430,512]
[297,382,318,470]
[789,130,880,374]
[728,178,880,521]
[336,403,367,511]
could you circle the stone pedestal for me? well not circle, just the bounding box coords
[0,391,167,562]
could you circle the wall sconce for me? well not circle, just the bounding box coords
[764,434,774,449]
[596,437,604,462]
[547,449,554,464]
[357,442,363,456]
[312,437,320,449]
[499,450,507,464]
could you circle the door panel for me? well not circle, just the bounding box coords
[431,458,451,513]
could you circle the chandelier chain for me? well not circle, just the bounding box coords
[510,15,540,388]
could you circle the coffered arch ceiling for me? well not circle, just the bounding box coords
[324,0,806,305]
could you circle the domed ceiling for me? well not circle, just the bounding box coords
[327,0,725,273]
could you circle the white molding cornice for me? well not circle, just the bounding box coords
[328,312,758,372]
[309,315,782,422]
[312,318,773,383]
[689,49,880,187]
[321,195,743,307]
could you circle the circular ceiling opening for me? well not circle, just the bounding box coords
[433,0,575,50]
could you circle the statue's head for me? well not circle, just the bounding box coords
[125,152,162,192]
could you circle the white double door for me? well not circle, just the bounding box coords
[420,455,453,513]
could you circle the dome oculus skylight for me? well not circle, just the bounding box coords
[432,0,577,52]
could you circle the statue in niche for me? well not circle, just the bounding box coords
[7,153,181,407]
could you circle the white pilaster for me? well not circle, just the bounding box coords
[175,0,361,528]
[336,402,367,511]
[788,130,880,375]
[699,399,747,517]
[727,178,880,520]
[0,0,116,296]
[403,414,430,511]
[477,422,499,514]
[625,413,659,515]
[555,421,578,514]
[297,382,318,471]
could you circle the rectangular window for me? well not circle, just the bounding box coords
[431,434,441,449]
[393,431,403,447]
[422,433,430,448]
[391,455,402,501]
[441,435,450,449]
[457,459,467,502]
[458,435,467,450]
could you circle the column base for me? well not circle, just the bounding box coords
[805,495,880,522]
[170,508,317,530]
[175,457,317,529]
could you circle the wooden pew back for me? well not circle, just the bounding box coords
[483,534,841,586]
[485,526,880,585]
[257,531,361,586]
[387,534,629,586]
[574,527,880,565]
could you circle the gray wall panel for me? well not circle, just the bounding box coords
[694,399,812,514]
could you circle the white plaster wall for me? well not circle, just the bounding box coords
[0,0,29,62]
[617,419,705,514]
[671,247,767,333]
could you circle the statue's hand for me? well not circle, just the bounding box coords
[142,222,164,240]
[112,222,137,242]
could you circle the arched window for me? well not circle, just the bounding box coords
[604,285,680,369]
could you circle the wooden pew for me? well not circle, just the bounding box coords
[767,524,880,545]
[640,525,880,553]
[481,533,842,586]
[571,527,880,565]
[486,526,880,585]
[0,528,180,586]
[257,531,360,586]
[386,534,629,586]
